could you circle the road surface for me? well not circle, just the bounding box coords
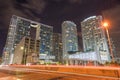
[0,66,119,80]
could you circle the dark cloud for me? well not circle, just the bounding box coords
[0,0,46,30]
[103,5,120,53]
[68,0,82,4]
[0,0,46,56]
[13,0,46,18]
[103,5,120,31]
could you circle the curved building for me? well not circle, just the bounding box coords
[81,15,111,63]
[62,21,78,63]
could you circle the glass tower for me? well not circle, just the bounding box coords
[3,15,53,64]
[81,16,111,62]
[62,21,78,62]
[39,24,53,60]
[4,15,31,64]
[53,33,63,62]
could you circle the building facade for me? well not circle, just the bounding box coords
[81,16,111,63]
[3,15,53,64]
[13,37,40,64]
[62,21,78,63]
[3,15,31,64]
[52,33,63,63]
[39,24,54,63]
[0,57,2,64]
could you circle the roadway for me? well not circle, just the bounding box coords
[0,65,119,80]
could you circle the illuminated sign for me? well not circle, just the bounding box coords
[99,51,108,60]
[69,52,97,61]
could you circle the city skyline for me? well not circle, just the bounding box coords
[0,0,120,56]
[2,15,111,65]
[0,1,120,79]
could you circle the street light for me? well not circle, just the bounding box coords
[20,46,24,50]
[103,22,114,61]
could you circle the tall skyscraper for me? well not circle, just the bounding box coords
[52,33,63,62]
[3,15,53,64]
[39,24,53,62]
[62,21,78,63]
[81,16,111,63]
[3,15,32,64]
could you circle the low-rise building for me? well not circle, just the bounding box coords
[12,37,40,64]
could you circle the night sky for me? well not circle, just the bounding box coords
[0,0,120,57]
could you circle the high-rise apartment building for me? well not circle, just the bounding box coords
[3,15,53,64]
[62,21,78,63]
[0,57,2,64]
[3,15,31,64]
[52,33,62,62]
[81,16,111,63]
[13,37,40,64]
[39,24,54,63]
[39,24,53,55]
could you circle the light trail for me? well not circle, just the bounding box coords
[0,66,119,80]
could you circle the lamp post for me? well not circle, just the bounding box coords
[103,22,114,62]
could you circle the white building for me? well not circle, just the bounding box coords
[3,15,53,64]
[81,16,111,63]
[62,21,78,63]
